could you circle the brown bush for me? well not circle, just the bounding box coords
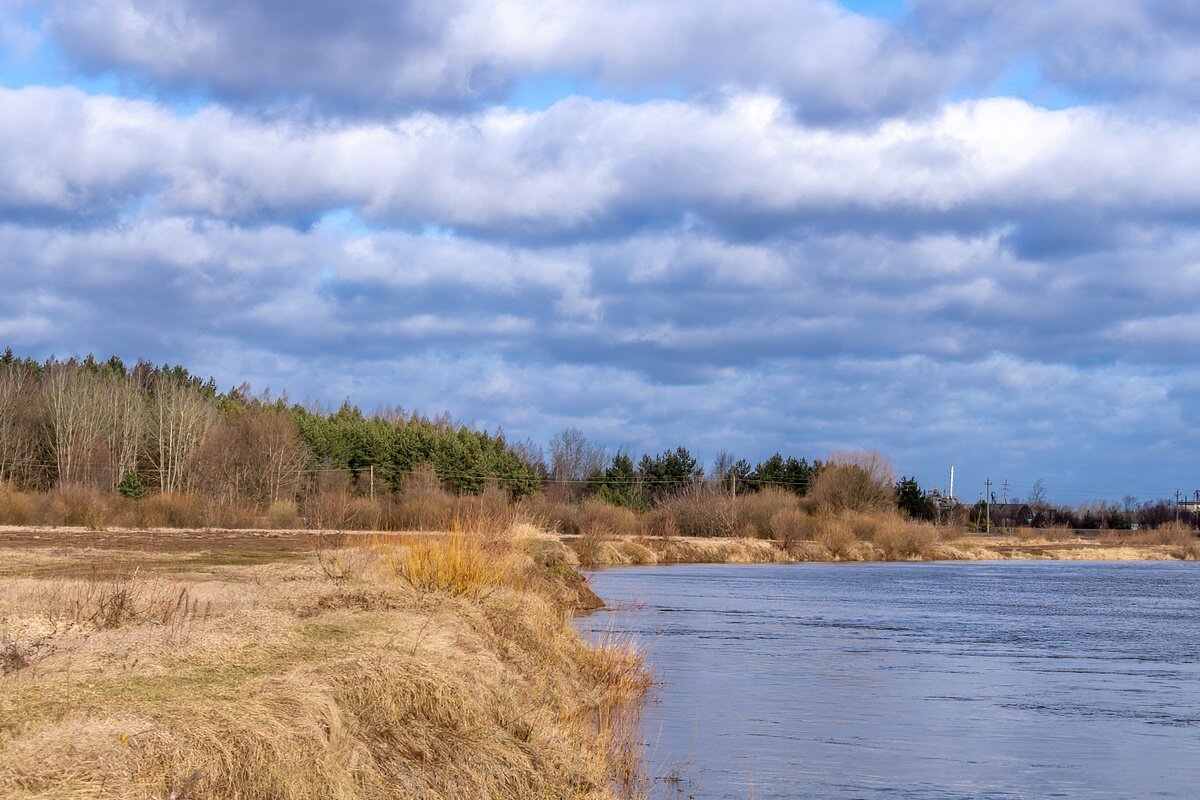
[0,482,34,525]
[644,508,679,538]
[655,486,740,537]
[734,486,800,538]
[123,492,207,528]
[380,463,456,531]
[454,482,517,536]
[811,516,857,559]
[808,450,897,514]
[857,512,937,560]
[305,471,362,530]
[40,484,111,529]
[1015,525,1073,541]
[201,497,259,529]
[769,508,812,549]
[1112,522,1199,547]
[265,499,301,529]
[551,499,641,537]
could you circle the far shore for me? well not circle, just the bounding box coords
[1,525,1193,568]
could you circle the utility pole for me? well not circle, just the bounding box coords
[1176,489,1182,523]
[731,471,737,500]
[985,478,992,534]
[370,465,375,502]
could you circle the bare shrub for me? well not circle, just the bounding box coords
[655,485,740,537]
[40,483,111,529]
[305,471,360,530]
[858,513,937,560]
[200,497,258,530]
[1040,525,1075,541]
[127,492,206,528]
[1115,523,1199,547]
[381,463,455,531]
[553,500,641,537]
[1014,525,1073,541]
[44,567,210,630]
[1,629,53,675]
[769,508,811,550]
[454,482,515,536]
[573,528,607,568]
[645,510,680,538]
[808,450,897,514]
[0,482,34,524]
[1178,539,1200,561]
[732,486,801,538]
[265,499,300,529]
[812,516,857,559]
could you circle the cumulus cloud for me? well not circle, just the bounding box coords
[6,86,1200,256]
[37,0,948,120]
[912,0,1200,107]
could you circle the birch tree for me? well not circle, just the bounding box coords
[44,363,112,486]
[0,363,39,486]
[148,378,216,493]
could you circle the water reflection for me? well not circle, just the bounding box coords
[579,562,1200,800]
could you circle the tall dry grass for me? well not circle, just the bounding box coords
[0,526,652,799]
[374,524,519,600]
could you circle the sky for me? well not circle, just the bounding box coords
[3,0,1200,504]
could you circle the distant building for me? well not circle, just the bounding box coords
[989,503,1034,528]
[928,487,959,509]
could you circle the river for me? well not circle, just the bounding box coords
[580,561,1200,799]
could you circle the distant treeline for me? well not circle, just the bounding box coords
[0,351,826,511]
[0,350,538,502]
[1,351,1189,530]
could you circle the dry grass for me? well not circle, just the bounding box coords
[1014,525,1075,542]
[0,524,649,800]
[574,535,788,566]
[374,525,519,600]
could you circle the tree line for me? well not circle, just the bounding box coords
[0,351,539,504]
[10,351,1175,529]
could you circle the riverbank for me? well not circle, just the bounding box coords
[566,532,1199,565]
[0,525,648,799]
[1,522,1194,567]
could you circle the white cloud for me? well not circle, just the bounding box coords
[41,0,946,120]
[5,87,1200,250]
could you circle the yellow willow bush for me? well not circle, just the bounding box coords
[374,522,521,599]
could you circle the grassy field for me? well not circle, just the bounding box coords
[0,523,649,800]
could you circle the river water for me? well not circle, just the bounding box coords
[580,562,1200,799]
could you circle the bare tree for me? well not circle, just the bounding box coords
[148,378,217,494]
[710,450,737,482]
[44,363,111,487]
[549,427,606,483]
[509,437,547,476]
[0,363,39,486]
[104,374,147,489]
[193,410,308,505]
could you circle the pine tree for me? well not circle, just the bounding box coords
[117,469,148,499]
